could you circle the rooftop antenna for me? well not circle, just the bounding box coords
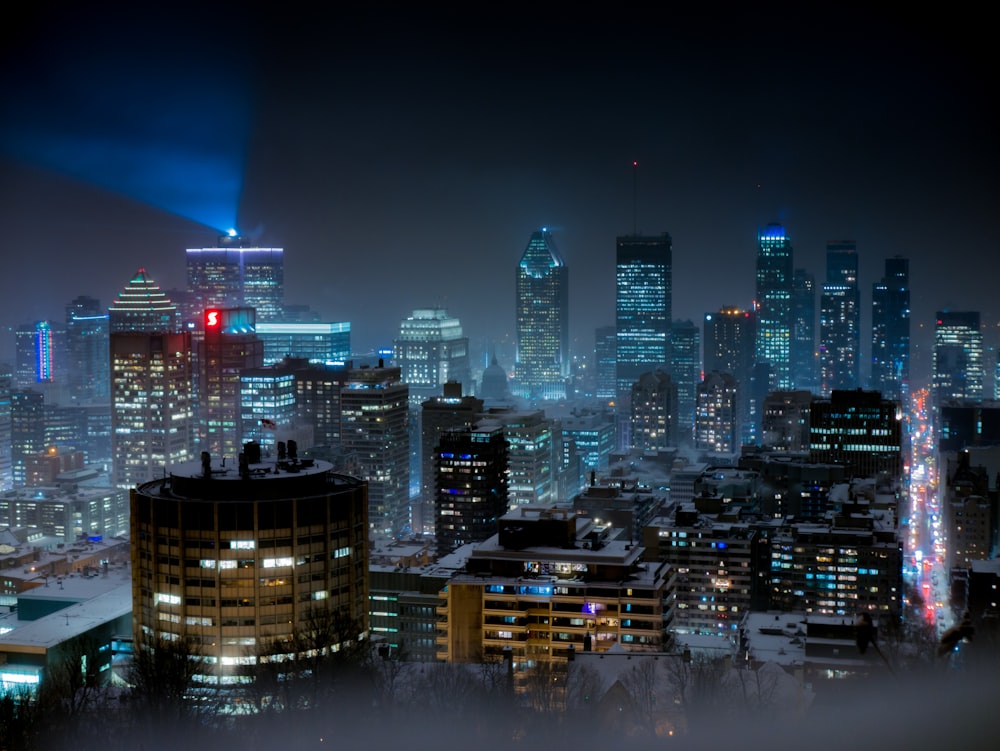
[632,160,638,235]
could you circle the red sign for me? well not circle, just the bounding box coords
[205,309,221,328]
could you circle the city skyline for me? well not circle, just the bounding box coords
[1,6,996,385]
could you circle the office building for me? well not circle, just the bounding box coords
[341,363,409,536]
[255,321,351,365]
[65,296,110,404]
[394,308,471,405]
[670,320,699,446]
[433,420,509,558]
[754,224,794,390]
[514,229,569,400]
[482,407,557,508]
[819,241,860,395]
[130,448,368,687]
[760,390,813,451]
[198,307,264,460]
[0,482,127,543]
[791,269,817,393]
[14,320,65,395]
[933,311,984,406]
[616,233,672,403]
[561,408,615,474]
[809,389,902,479]
[695,371,739,454]
[870,257,910,402]
[11,390,45,488]
[594,325,617,401]
[240,362,312,455]
[420,383,483,535]
[0,367,11,491]
[630,370,677,451]
[108,268,180,333]
[186,233,284,322]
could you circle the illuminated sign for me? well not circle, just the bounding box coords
[206,309,221,328]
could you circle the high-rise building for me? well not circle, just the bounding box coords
[809,389,901,478]
[760,390,813,451]
[483,408,556,508]
[791,269,817,392]
[704,306,755,447]
[514,229,569,400]
[933,311,984,406]
[255,321,351,365]
[65,296,110,403]
[198,307,264,460]
[14,321,66,394]
[420,383,483,535]
[695,371,739,454]
[630,370,677,451]
[239,365,306,454]
[186,233,284,322]
[819,241,860,395]
[433,419,509,558]
[0,366,12,491]
[109,270,193,490]
[616,233,672,403]
[561,408,616,475]
[130,449,368,688]
[341,363,409,536]
[108,269,180,333]
[394,308,471,405]
[670,319,700,446]
[593,325,617,401]
[871,257,910,402]
[11,390,45,488]
[754,224,794,390]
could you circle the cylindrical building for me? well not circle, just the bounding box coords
[131,445,368,685]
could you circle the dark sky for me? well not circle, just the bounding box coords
[1,3,996,384]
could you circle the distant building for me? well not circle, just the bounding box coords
[594,325,617,401]
[670,319,700,446]
[809,389,901,479]
[394,308,470,405]
[108,268,180,333]
[870,256,910,402]
[0,482,127,543]
[255,321,351,365]
[11,390,44,488]
[695,371,739,454]
[760,390,813,452]
[433,420,509,558]
[514,229,569,400]
[616,233,672,404]
[560,408,616,474]
[630,370,677,451]
[0,367,11,491]
[755,224,794,391]
[933,311,984,406]
[819,241,860,394]
[186,233,284,322]
[64,295,110,404]
[791,268,817,393]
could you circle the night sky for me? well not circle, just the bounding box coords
[1,4,996,385]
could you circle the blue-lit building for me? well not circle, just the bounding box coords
[670,319,700,446]
[561,408,616,474]
[791,268,817,393]
[514,229,569,400]
[754,224,794,391]
[871,256,910,402]
[65,295,109,403]
[616,233,672,403]
[239,366,300,453]
[933,311,984,406]
[819,241,860,395]
[255,321,351,366]
[186,233,284,322]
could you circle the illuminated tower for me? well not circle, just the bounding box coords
[186,233,285,322]
[819,241,860,395]
[394,308,471,405]
[340,362,409,536]
[630,370,677,450]
[933,311,984,406]
[594,325,617,401]
[871,256,910,402]
[616,233,672,403]
[198,307,264,460]
[754,224,794,390]
[696,371,739,453]
[109,270,193,489]
[514,229,569,400]
[65,295,110,403]
[0,366,12,491]
[704,306,754,445]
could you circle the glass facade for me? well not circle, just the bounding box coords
[754,224,793,390]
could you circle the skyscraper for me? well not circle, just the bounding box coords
[630,370,677,450]
[819,241,860,395]
[695,371,739,454]
[791,269,817,392]
[340,362,409,536]
[186,233,284,323]
[65,295,110,403]
[0,366,12,491]
[514,229,569,400]
[871,256,910,402]
[616,233,672,402]
[198,307,264,460]
[754,224,794,390]
[394,308,471,405]
[593,325,617,401]
[704,306,754,446]
[255,321,351,365]
[109,270,193,489]
[670,319,700,446]
[933,311,984,405]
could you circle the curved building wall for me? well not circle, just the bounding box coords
[131,457,368,684]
